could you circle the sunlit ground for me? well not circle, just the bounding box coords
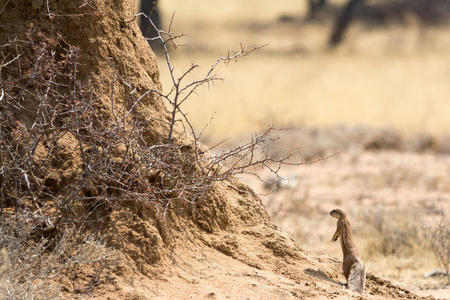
[142,0,450,296]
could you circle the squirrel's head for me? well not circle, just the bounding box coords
[330,209,344,219]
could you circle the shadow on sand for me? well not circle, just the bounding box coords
[304,268,345,287]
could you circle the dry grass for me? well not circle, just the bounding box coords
[0,213,111,299]
[427,210,450,285]
[154,0,450,144]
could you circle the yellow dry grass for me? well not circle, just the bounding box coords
[154,0,450,142]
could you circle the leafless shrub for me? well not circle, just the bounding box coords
[427,211,450,284]
[134,11,303,189]
[0,15,288,224]
[359,208,428,258]
[0,7,305,297]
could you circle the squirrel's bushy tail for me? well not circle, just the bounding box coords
[348,259,365,294]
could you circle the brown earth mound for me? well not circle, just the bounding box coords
[0,1,430,299]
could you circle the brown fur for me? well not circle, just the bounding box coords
[330,209,366,293]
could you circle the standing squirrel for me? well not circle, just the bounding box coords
[330,209,366,293]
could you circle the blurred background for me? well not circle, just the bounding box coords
[137,0,450,297]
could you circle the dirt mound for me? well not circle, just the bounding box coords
[86,178,423,299]
[0,1,429,299]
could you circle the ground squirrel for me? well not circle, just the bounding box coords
[330,209,366,293]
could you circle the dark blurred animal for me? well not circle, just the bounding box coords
[307,0,327,19]
[306,0,365,47]
[328,0,364,47]
[138,0,162,51]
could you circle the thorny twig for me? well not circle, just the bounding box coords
[138,11,267,145]
[0,8,331,239]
